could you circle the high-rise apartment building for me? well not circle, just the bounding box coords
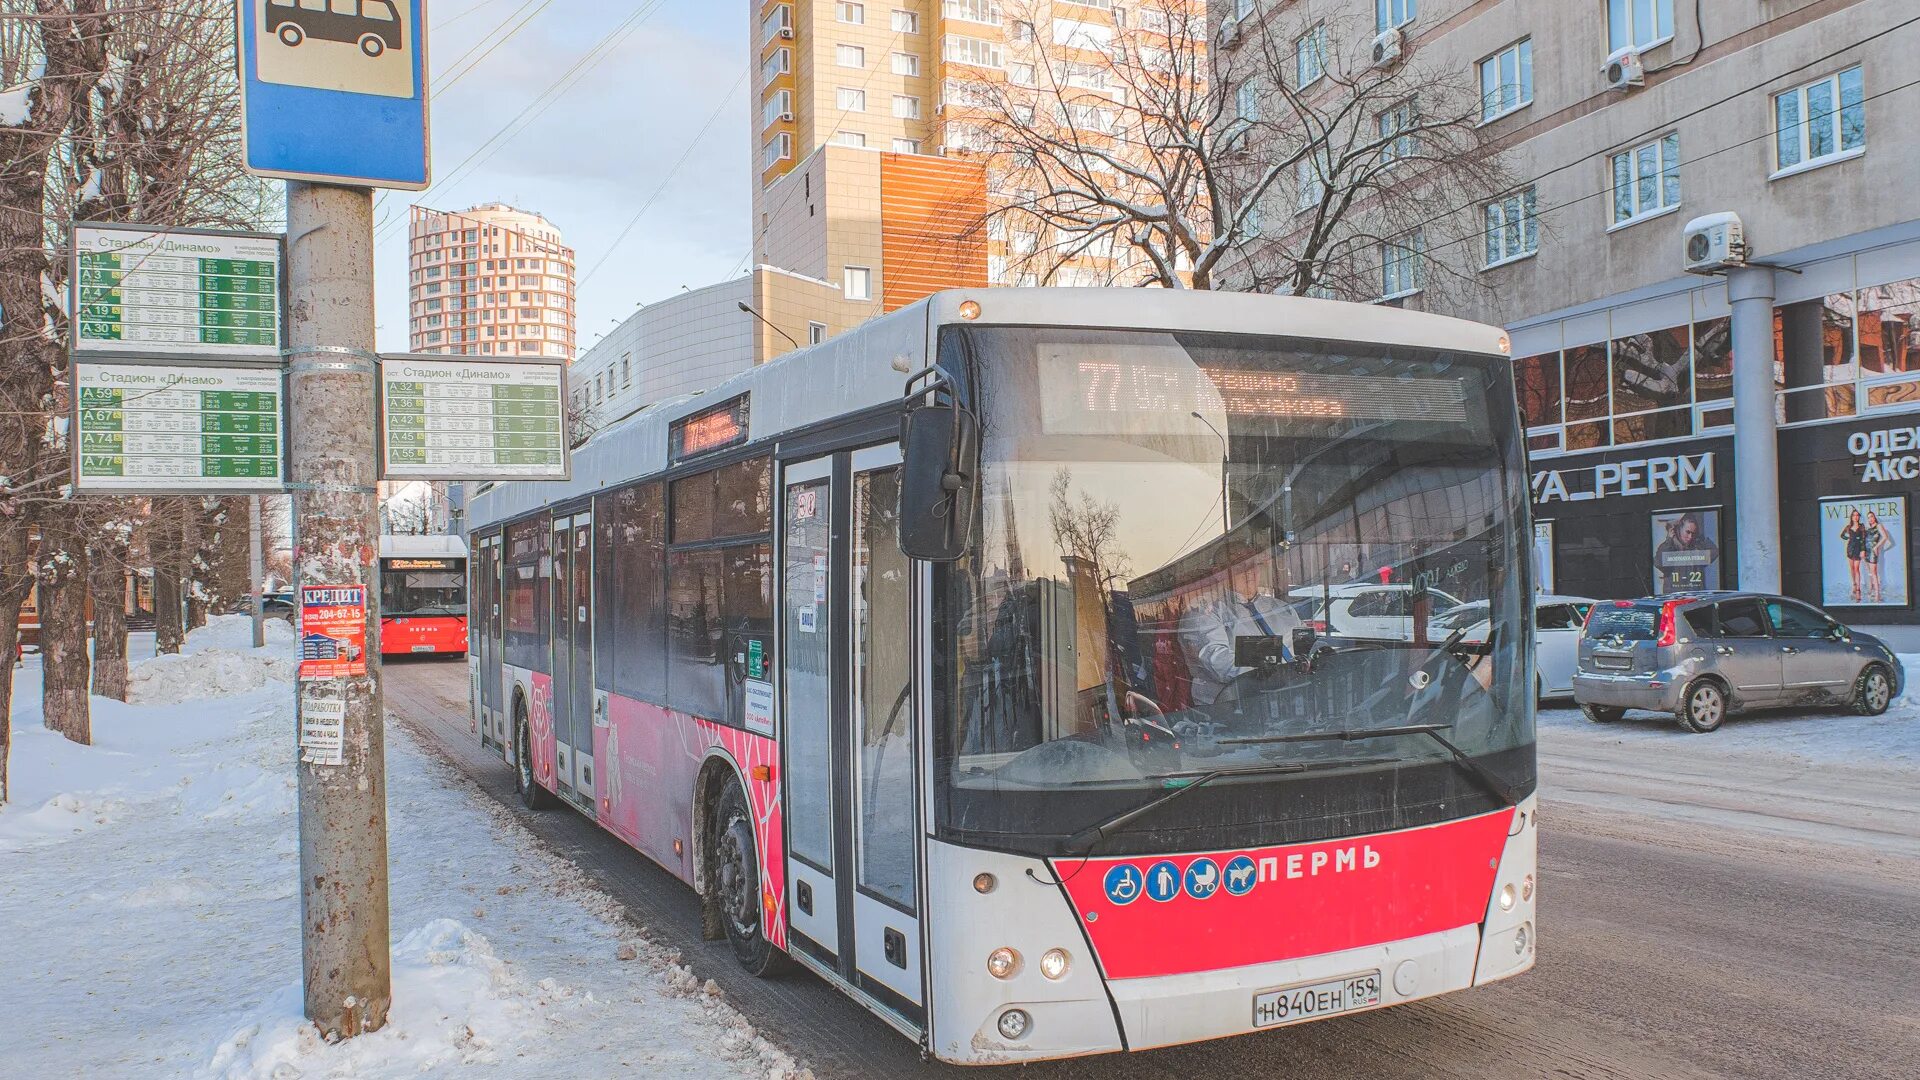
[752,0,1204,294]
[406,203,578,361]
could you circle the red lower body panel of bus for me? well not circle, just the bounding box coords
[381,615,467,655]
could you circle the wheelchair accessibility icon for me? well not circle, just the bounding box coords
[1103,864,1143,906]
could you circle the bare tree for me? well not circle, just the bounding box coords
[950,1,1511,301]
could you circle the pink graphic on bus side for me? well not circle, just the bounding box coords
[526,671,556,790]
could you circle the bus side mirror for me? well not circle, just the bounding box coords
[898,404,978,562]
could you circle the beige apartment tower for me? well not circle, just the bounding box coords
[406,203,578,361]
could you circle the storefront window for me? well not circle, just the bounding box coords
[1515,353,1562,428]
[1692,316,1732,402]
[1610,327,1691,415]
[1565,418,1611,451]
[1777,294,1857,423]
[1564,344,1610,422]
[1614,406,1690,445]
[1859,278,1920,375]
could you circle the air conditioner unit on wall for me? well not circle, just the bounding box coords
[780,27,793,39]
[1605,50,1645,91]
[1371,28,1404,69]
[779,111,794,122]
[1683,212,1749,274]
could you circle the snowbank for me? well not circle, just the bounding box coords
[0,617,808,1080]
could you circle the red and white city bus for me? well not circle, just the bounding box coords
[465,289,1538,1064]
[378,534,468,656]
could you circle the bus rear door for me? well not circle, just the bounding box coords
[549,511,595,808]
[780,445,921,1022]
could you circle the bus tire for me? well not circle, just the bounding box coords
[710,780,787,977]
[1853,664,1894,716]
[277,23,303,47]
[359,33,385,58]
[513,700,553,811]
[1677,678,1727,733]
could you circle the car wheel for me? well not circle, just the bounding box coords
[1581,703,1625,723]
[711,780,786,977]
[514,701,552,810]
[1853,664,1894,716]
[277,23,303,47]
[1678,679,1727,733]
[359,33,386,57]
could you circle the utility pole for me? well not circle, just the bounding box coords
[249,495,265,649]
[287,181,391,1038]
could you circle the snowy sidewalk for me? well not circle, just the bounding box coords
[0,617,806,1080]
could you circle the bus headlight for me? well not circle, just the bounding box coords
[997,1008,1031,1040]
[1039,948,1070,980]
[1514,922,1532,955]
[987,947,1021,979]
[1498,884,1516,912]
[1522,874,1534,901]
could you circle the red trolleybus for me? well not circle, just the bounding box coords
[465,290,1538,1064]
[378,534,468,656]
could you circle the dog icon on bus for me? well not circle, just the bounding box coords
[267,0,404,58]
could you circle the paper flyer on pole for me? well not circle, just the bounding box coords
[299,584,368,681]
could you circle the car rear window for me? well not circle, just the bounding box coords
[1584,605,1658,640]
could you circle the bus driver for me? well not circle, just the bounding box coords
[1178,558,1304,706]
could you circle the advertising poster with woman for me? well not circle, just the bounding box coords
[1821,496,1907,606]
[1651,510,1722,594]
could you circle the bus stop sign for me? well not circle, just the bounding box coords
[235,0,430,189]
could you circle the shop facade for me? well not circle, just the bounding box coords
[1513,221,1920,623]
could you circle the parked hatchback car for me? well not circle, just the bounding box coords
[1572,592,1903,732]
[1432,594,1597,700]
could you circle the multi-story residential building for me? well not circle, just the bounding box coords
[1219,0,1920,624]
[751,0,1206,296]
[406,203,578,361]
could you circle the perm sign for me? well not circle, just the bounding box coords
[236,0,430,189]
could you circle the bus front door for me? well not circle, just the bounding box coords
[549,512,595,808]
[477,534,505,749]
[780,446,922,1022]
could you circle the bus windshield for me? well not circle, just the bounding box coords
[381,561,467,618]
[933,325,1535,857]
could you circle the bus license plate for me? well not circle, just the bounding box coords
[1253,972,1381,1028]
[410,645,435,653]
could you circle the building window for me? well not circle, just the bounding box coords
[892,137,921,153]
[1009,20,1034,43]
[1236,79,1260,122]
[945,34,1005,68]
[1295,24,1327,87]
[1377,98,1416,164]
[1609,133,1680,226]
[1380,230,1425,299]
[1295,154,1327,210]
[893,94,920,118]
[838,87,867,111]
[844,265,873,301]
[837,44,866,68]
[1376,0,1415,33]
[763,89,793,127]
[1774,66,1865,177]
[891,9,918,33]
[1009,61,1036,86]
[764,132,792,167]
[621,353,632,387]
[837,2,864,24]
[1479,39,1533,122]
[761,47,791,84]
[809,322,827,345]
[762,3,792,44]
[892,51,919,76]
[838,130,867,147]
[1607,0,1673,55]
[1483,188,1539,268]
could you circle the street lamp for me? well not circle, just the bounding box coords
[1191,411,1229,540]
[737,301,799,349]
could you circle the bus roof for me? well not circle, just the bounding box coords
[379,534,468,559]
[467,288,1508,534]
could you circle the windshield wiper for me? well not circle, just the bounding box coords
[1222,723,1516,807]
[1060,757,1394,857]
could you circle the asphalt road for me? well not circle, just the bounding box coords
[384,660,1920,1080]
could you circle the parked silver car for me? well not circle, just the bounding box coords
[1572,592,1903,732]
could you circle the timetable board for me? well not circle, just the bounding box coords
[379,354,569,481]
[71,224,282,359]
[72,362,285,493]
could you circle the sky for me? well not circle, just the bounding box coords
[370,0,752,356]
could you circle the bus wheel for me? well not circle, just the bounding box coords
[514,703,552,811]
[277,23,303,47]
[359,33,385,57]
[711,781,785,977]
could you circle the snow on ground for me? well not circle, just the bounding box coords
[0,616,808,1080]
[1538,652,1920,768]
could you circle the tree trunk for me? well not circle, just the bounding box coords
[88,542,129,702]
[39,507,92,745]
[183,507,205,631]
[154,511,184,655]
[0,594,21,808]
